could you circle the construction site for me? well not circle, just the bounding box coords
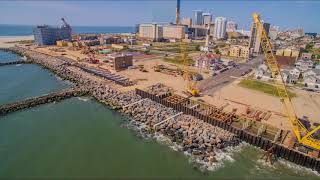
[6,0,319,173]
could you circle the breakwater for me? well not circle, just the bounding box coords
[135,88,320,173]
[0,60,30,66]
[0,87,88,116]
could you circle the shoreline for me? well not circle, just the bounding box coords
[0,35,33,38]
[2,47,320,175]
[0,35,34,48]
[3,46,241,172]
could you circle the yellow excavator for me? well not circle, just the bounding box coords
[253,13,320,151]
[180,42,200,97]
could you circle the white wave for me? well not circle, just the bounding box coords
[148,130,232,172]
[15,64,22,66]
[77,97,90,102]
[278,158,320,177]
[154,133,171,145]
[254,152,320,177]
[256,158,276,170]
[118,118,250,173]
[198,142,248,172]
[170,143,183,152]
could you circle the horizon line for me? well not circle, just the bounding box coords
[0,23,136,27]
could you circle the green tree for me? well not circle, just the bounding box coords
[195,44,200,51]
[145,49,150,55]
[305,43,314,52]
[215,48,221,55]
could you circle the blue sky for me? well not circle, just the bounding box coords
[0,0,320,32]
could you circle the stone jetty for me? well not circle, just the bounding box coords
[0,87,88,116]
[0,60,31,66]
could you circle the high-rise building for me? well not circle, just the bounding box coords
[176,0,181,24]
[193,10,203,26]
[139,23,163,41]
[269,25,279,40]
[292,28,304,37]
[187,27,207,38]
[33,24,72,46]
[226,21,238,32]
[163,25,186,40]
[214,17,227,39]
[202,13,212,26]
[249,22,270,53]
[209,24,215,36]
[134,24,140,34]
[181,17,192,27]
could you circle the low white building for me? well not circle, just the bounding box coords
[304,76,320,88]
[295,59,314,72]
[200,46,209,52]
[255,64,272,81]
[194,54,221,70]
[281,68,300,84]
[303,69,320,79]
[289,68,301,77]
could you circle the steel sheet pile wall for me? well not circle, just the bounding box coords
[135,88,320,172]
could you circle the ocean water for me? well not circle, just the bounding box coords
[0,24,135,36]
[0,50,70,105]
[0,48,319,179]
[0,50,23,63]
[0,97,206,178]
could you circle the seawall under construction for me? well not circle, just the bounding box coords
[3,46,320,173]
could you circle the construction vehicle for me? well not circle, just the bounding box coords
[87,53,99,64]
[180,42,200,97]
[253,13,320,151]
[138,65,148,72]
[153,64,183,76]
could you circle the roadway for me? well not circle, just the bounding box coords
[198,55,264,95]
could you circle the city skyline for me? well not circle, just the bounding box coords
[1,0,320,32]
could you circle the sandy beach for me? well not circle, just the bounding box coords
[0,35,34,48]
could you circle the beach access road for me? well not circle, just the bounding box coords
[198,55,264,95]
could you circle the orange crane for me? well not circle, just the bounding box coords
[253,13,320,151]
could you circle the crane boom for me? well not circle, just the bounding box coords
[181,42,199,96]
[61,18,70,28]
[252,13,320,150]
